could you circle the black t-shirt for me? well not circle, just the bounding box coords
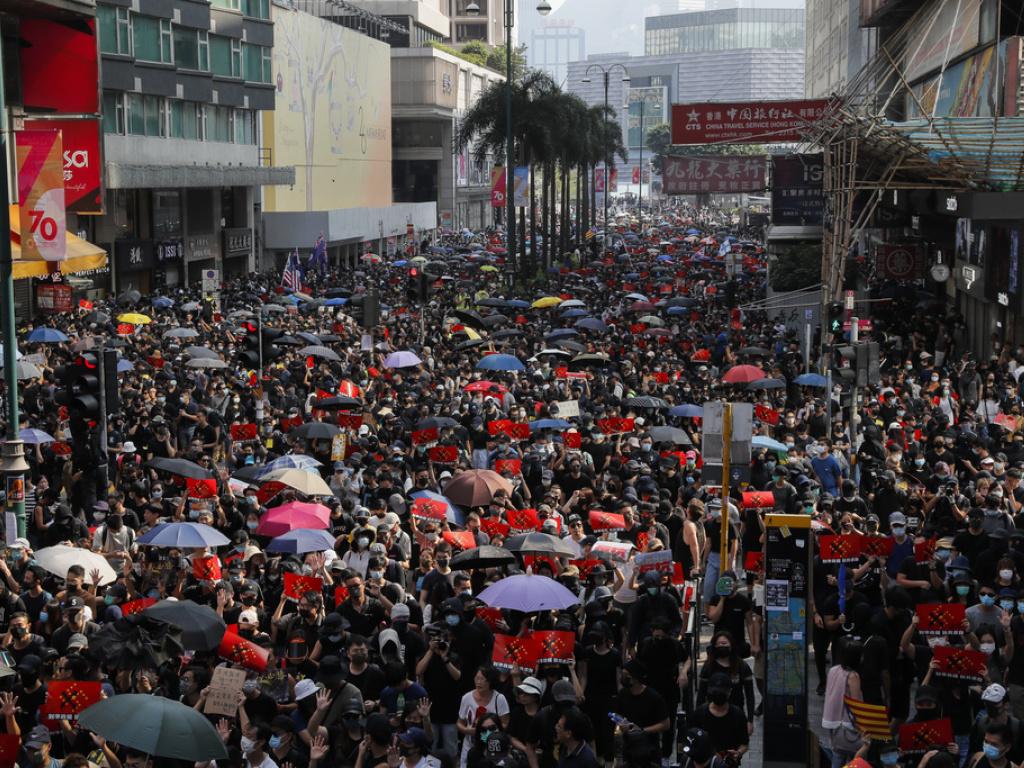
[338,598,385,638]
[708,592,752,651]
[420,651,463,724]
[636,636,688,703]
[347,664,386,702]
[688,704,749,752]
[614,685,669,730]
[578,644,621,705]
[243,690,279,724]
[858,635,889,705]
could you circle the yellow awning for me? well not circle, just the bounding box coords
[9,205,107,279]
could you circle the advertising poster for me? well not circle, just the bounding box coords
[671,99,829,144]
[663,155,767,195]
[23,119,103,215]
[16,130,66,263]
[513,167,529,207]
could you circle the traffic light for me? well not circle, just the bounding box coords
[239,322,260,368]
[827,302,844,334]
[407,268,431,305]
[55,353,102,426]
[103,349,121,418]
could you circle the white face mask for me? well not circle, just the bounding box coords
[926,637,948,648]
[240,737,256,754]
[980,642,996,655]
[1000,569,1014,581]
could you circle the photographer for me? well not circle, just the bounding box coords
[416,623,462,756]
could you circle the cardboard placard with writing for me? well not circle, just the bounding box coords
[206,666,247,717]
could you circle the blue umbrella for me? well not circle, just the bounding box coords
[258,454,323,477]
[137,522,230,548]
[296,332,322,344]
[266,529,337,554]
[560,308,588,318]
[545,329,579,339]
[324,298,347,306]
[478,573,580,611]
[669,404,704,418]
[795,373,828,387]
[686,228,701,235]
[25,327,68,343]
[410,490,464,525]
[529,419,572,431]
[575,317,607,333]
[506,299,531,309]
[151,296,174,309]
[19,428,54,444]
[750,377,787,389]
[753,436,790,453]
[657,254,673,262]
[117,358,135,373]
[476,354,525,372]
[666,306,688,316]
[393,260,408,267]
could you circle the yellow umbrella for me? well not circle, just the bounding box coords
[456,326,482,340]
[117,313,152,325]
[531,297,561,309]
[480,265,499,273]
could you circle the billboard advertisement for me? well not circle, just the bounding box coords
[513,167,529,207]
[905,0,984,84]
[671,100,829,145]
[910,39,1018,118]
[490,167,506,207]
[771,154,824,226]
[17,130,66,263]
[22,119,103,215]
[19,18,99,114]
[263,7,392,212]
[662,155,767,195]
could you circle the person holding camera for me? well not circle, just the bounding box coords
[416,625,462,757]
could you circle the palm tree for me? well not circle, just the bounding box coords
[582,104,626,233]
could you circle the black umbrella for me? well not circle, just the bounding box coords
[624,395,669,410]
[505,532,577,557]
[88,615,184,670]
[491,329,524,339]
[116,289,142,305]
[481,314,509,327]
[647,426,693,445]
[553,339,587,354]
[739,346,771,356]
[569,352,610,368]
[453,309,487,329]
[417,416,459,430]
[451,545,516,570]
[476,298,509,308]
[319,334,343,343]
[142,599,227,651]
[83,311,110,325]
[145,457,213,480]
[456,338,487,350]
[290,421,342,440]
[231,465,265,484]
[313,396,363,410]
[275,334,305,346]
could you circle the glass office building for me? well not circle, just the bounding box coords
[645,7,804,56]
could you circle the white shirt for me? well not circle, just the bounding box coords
[458,690,510,767]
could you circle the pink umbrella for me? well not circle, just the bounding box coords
[256,501,331,537]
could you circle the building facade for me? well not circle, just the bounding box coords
[804,0,875,97]
[91,0,293,292]
[447,0,507,46]
[529,19,586,87]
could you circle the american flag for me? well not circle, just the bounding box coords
[281,248,302,290]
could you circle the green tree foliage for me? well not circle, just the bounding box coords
[770,242,823,292]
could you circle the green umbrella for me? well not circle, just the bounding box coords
[77,694,228,761]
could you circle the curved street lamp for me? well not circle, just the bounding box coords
[583,62,630,234]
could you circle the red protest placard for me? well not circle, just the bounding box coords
[507,423,530,441]
[283,572,324,600]
[635,550,673,574]
[523,555,559,573]
[186,478,218,499]
[563,432,582,449]
[532,630,576,664]
[506,508,542,533]
[280,416,303,433]
[428,445,458,463]
[754,405,780,425]
[193,555,222,582]
[488,420,513,437]
[570,559,604,579]
[78,299,93,310]
[411,427,439,446]
[337,414,364,430]
[51,442,72,456]
[480,517,510,539]
[230,423,258,442]
[121,597,157,616]
[218,630,269,672]
[629,323,647,335]
[652,372,669,384]
[116,323,134,336]
[0,733,19,768]
[743,551,764,573]
[597,417,635,435]
[443,530,476,550]
[146,355,165,369]
[589,510,626,531]
[898,719,953,754]
[915,603,966,635]
[256,481,286,506]
[333,585,350,606]
[494,458,522,475]
[411,497,448,522]
[41,681,102,727]
[932,645,987,683]
[491,634,539,674]
[741,491,774,509]
[477,606,504,632]
[818,534,863,564]
[861,536,894,558]
[915,539,937,564]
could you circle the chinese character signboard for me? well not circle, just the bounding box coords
[671,99,830,145]
[36,283,73,313]
[661,155,767,195]
[771,154,824,226]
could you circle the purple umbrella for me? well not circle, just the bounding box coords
[383,350,422,368]
[477,573,580,612]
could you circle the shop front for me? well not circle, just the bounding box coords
[113,238,155,295]
[185,234,220,285]
[222,228,254,278]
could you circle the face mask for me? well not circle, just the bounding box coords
[247,521,259,531]
[1000,600,1014,611]
[242,680,259,695]
[709,690,728,706]
[104,594,115,606]
[956,585,971,597]
[368,571,382,581]
[1001,569,1014,581]
[38,611,48,624]
[436,558,450,568]
[891,525,905,536]
[981,594,996,607]
[880,751,900,766]
[981,642,996,655]
[714,646,731,658]
[915,707,936,719]
[11,626,27,639]
[785,442,795,450]
[357,537,369,549]
[239,736,256,754]
[445,614,460,627]
[94,512,106,522]
[641,443,652,451]
[984,744,1004,760]
[915,458,926,467]
[647,587,658,596]
[188,509,200,520]
[425,532,438,542]
[935,549,950,562]
[268,736,282,750]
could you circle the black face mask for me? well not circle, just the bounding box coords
[709,690,729,706]
[713,646,732,658]
[915,707,936,720]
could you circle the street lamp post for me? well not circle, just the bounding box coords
[466,0,551,280]
[637,97,644,234]
[582,62,629,237]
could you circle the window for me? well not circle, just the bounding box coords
[184,103,202,140]
[209,105,231,142]
[127,93,164,136]
[211,0,241,10]
[243,44,271,83]
[133,15,172,63]
[243,0,270,20]
[210,35,232,77]
[199,31,209,70]
[127,93,145,135]
[168,100,184,138]
[174,26,201,70]
[99,6,131,55]
[103,91,124,134]
[455,23,487,41]
[235,110,254,144]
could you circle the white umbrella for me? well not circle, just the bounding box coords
[34,545,118,585]
[260,468,334,497]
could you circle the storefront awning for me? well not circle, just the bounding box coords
[8,206,107,280]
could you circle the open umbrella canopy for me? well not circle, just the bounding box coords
[258,455,323,475]
[669,404,703,418]
[34,545,118,585]
[476,354,525,372]
[647,426,693,445]
[529,419,572,431]
[266,528,337,554]
[299,345,342,361]
[257,501,331,537]
[290,421,341,440]
[184,346,219,359]
[531,296,561,309]
[19,428,54,444]
[750,377,787,390]
[185,357,228,369]
[722,364,767,384]
[142,599,227,651]
[574,317,608,333]
[451,545,516,570]
[478,573,580,612]
[261,468,334,496]
[145,457,213,480]
[443,470,512,507]
[623,395,669,409]
[794,372,828,387]
[312,395,362,410]
[78,695,227,762]
[384,350,422,368]
[137,522,230,548]
[753,435,790,453]
[163,327,200,339]
[504,532,578,557]
[26,327,68,343]
[117,313,152,325]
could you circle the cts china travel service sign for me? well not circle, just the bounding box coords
[671,99,831,145]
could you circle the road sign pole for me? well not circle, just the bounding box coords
[850,317,860,451]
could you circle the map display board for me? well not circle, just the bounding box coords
[763,514,811,766]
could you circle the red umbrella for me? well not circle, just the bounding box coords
[465,380,509,394]
[443,470,513,507]
[722,364,767,384]
[256,501,331,537]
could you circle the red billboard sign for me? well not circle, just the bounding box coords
[36,283,73,313]
[671,99,831,145]
[490,167,505,208]
[661,155,767,195]
[23,119,103,215]
[19,19,99,114]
